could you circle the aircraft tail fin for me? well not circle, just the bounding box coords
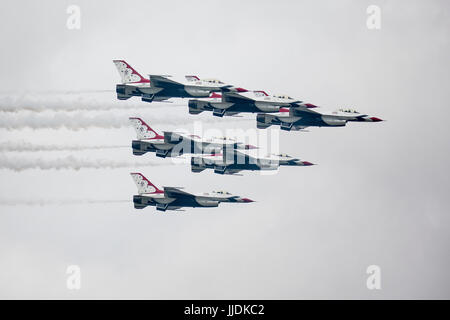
[113,60,150,84]
[129,117,164,140]
[130,173,164,195]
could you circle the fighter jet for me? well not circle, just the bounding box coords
[256,105,383,131]
[113,60,240,102]
[188,90,315,117]
[191,149,314,175]
[129,117,256,157]
[130,173,254,211]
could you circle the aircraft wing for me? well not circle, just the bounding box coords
[200,141,229,150]
[218,85,235,91]
[184,83,233,91]
[290,105,322,117]
[163,131,185,144]
[163,187,195,199]
[163,131,203,145]
[149,75,183,88]
[222,92,255,103]
[289,101,306,107]
[219,150,256,167]
[231,149,254,162]
[213,165,243,175]
[194,153,222,161]
[163,131,226,153]
[224,92,297,107]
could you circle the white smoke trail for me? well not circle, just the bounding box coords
[0,154,181,171]
[0,111,251,130]
[0,92,185,112]
[0,112,128,130]
[0,199,131,206]
[0,141,129,152]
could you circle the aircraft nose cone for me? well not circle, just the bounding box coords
[370,117,383,122]
[301,161,315,166]
[241,198,254,203]
[235,87,248,92]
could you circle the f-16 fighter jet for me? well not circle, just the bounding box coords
[130,173,254,211]
[191,149,314,175]
[188,90,316,117]
[129,117,256,157]
[113,60,240,102]
[256,105,383,131]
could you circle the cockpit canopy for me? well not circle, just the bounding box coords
[273,153,290,158]
[212,136,234,141]
[203,78,224,84]
[253,90,269,97]
[185,75,200,82]
[338,108,359,114]
[213,190,231,195]
[273,94,293,100]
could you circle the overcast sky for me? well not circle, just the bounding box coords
[0,0,449,299]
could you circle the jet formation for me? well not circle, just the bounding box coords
[129,117,312,175]
[257,106,383,131]
[188,90,301,117]
[130,173,253,211]
[114,60,244,103]
[191,150,314,175]
[129,117,255,158]
[113,60,383,211]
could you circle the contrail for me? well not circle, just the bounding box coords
[0,92,185,112]
[0,199,131,206]
[0,141,129,152]
[0,111,251,130]
[0,112,128,130]
[5,144,128,152]
[0,154,185,171]
[0,89,114,95]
